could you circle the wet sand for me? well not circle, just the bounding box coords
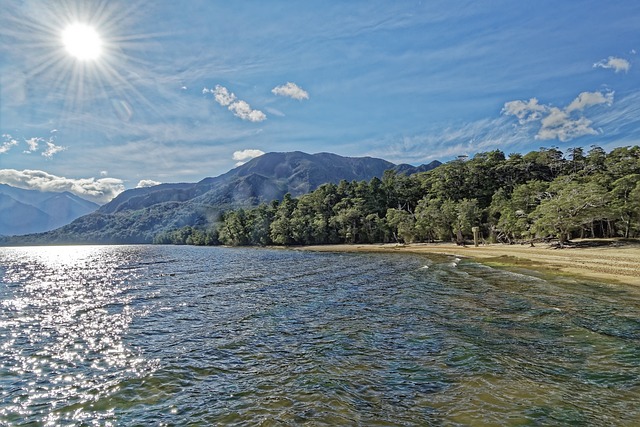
[298,240,640,286]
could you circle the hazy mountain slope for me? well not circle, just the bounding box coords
[0,194,52,236]
[0,185,100,236]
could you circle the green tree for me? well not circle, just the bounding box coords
[248,204,274,246]
[386,208,416,243]
[453,198,481,244]
[331,197,366,243]
[270,194,297,245]
[610,174,640,238]
[415,197,457,242]
[488,188,527,243]
[605,146,640,180]
[530,178,609,247]
[218,209,250,245]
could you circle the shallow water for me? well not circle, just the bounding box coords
[1,245,639,425]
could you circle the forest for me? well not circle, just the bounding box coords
[153,146,640,247]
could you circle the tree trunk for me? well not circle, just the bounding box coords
[623,216,630,239]
[558,231,566,248]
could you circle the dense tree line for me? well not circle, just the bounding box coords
[160,146,640,247]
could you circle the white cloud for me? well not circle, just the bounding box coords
[537,108,598,142]
[272,82,309,100]
[501,98,548,124]
[205,85,266,122]
[211,85,237,106]
[24,137,41,153]
[136,179,161,188]
[1,134,19,154]
[566,91,614,113]
[0,169,125,204]
[42,141,66,158]
[503,90,614,142]
[232,149,265,166]
[593,56,631,73]
[228,100,267,122]
[3,133,66,157]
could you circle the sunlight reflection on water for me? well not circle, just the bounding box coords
[0,246,158,425]
[1,245,640,425]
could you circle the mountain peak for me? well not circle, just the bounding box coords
[5,151,440,243]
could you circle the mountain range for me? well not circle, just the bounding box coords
[0,184,99,236]
[1,152,440,244]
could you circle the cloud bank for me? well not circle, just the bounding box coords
[0,169,125,204]
[593,56,631,73]
[272,82,309,100]
[232,149,265,166]
[203,85,266,122]
[502,90,614,142]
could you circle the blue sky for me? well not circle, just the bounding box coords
[1,0,639,203]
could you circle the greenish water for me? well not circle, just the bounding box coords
[1,245,639,425]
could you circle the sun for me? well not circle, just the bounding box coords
[62,23,102,60]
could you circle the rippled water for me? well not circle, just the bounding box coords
[1,245,639,425]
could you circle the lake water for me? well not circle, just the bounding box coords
[1,245,639,426]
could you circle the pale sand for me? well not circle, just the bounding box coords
[298,240,640,286]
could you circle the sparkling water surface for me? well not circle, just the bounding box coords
[1,245,639,425]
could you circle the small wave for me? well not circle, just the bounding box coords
[116,259,177,270]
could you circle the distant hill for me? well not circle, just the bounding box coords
[0,184,100,236]
[3,152,440,244]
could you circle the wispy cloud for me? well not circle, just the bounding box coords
[368,89,626,164]
[24,137,41,153]
[4,133,66,157]
[502,90,614,142]
[1,134,19,154]
[42,141,66,158]
[0,169,125,204]
[593,56,631,73]
[232,148,265,166]
[203,85,266,122]
[366,115,532,165]
[272,82,309,100]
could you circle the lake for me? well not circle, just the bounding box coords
[1,245,639,425]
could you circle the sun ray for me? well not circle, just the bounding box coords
[1,0,181,140]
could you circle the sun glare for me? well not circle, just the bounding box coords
[62,23,102,60]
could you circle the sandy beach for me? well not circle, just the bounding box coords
[299,239,640,286]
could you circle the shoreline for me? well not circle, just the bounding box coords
[297,239,640,286]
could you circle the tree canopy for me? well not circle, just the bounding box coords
[162,146,640,247]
